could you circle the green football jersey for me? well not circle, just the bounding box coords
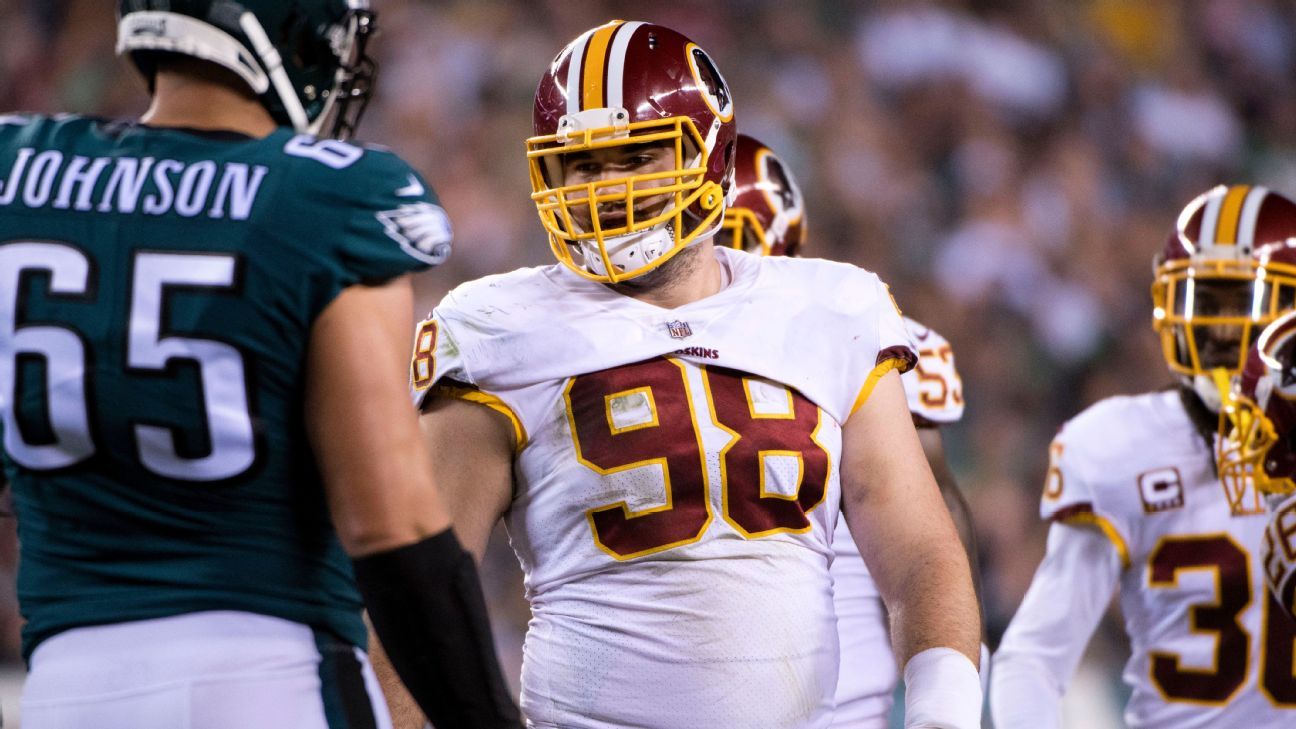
[0,114,452,658]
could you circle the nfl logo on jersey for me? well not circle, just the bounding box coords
[666,320,693,339]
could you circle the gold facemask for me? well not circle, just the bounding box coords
[527,117,724,283]
[1153,259,1296,379]
[1215,368,1283,515]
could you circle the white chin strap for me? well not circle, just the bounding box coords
[1190,373,1225,413]
[579,225,675,277]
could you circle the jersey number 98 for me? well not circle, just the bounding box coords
[565,357,829,560]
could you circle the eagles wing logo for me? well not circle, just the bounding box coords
[378,203,453,265]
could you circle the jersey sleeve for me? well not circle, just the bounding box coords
[847,276,918,417]
[990,523,1121,729]
[410,311,470,398]
[900,318,965,426]
[1039,427,1133,569]
[279,137,453,314]
[409,294,527,449]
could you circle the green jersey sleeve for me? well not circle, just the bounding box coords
[268,134,453,315]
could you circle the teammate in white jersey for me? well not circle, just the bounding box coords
[1219,309,1296,619]
[382,20,980,729]
[719,133,984,726]
[990,185,1296,728]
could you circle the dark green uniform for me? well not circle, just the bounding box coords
[0,114,451,659]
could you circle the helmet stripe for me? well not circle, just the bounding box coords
[581,21,623,111]
[564,27,597,115]
[1237,186,1270,250]
[1198,186,1225,248]
[605,21,645,110]
[1214,184,1251,245]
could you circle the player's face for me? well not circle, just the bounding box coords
[560,141,678,231]
[1179,279,1254,369]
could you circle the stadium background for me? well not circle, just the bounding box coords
[5,0,1296,725]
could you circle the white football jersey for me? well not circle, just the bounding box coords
[413,247,916,729]
[1040,390,1296,728]
[830,319,964,726]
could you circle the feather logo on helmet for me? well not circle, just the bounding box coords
[687,46,733,123]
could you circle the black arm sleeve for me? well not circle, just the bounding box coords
[353,528,521,729]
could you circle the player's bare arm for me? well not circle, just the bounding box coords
[842,372,979,662]
[306,275,450,552]
[419,396,517,558]
[917,427,984,608]
[308,277,519,728]
[372,394,517,729]
[841,370,981,726]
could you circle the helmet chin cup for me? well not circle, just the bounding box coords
[578,225,674,278]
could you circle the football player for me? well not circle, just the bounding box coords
[389,20,980,729]
[0,2,517,727]
[990,185,1296,728]
[1218,308,1296,620]
[719,133,984,727]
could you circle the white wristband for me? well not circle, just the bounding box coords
[903,647,983,729]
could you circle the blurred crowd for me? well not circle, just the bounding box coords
[6,0,1296,725]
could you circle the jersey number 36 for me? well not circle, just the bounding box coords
[1149,534,1296,706]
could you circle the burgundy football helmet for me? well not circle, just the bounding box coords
[1219,310,1296,513]
[526,20,737,283]
[718,134,806,257]
[1152,185,1296,411]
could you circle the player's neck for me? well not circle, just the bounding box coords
[608,239,724,309]
[141,69,278,139]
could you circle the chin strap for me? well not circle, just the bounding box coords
[1191,372,1225,413]
[579,224,676,278]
